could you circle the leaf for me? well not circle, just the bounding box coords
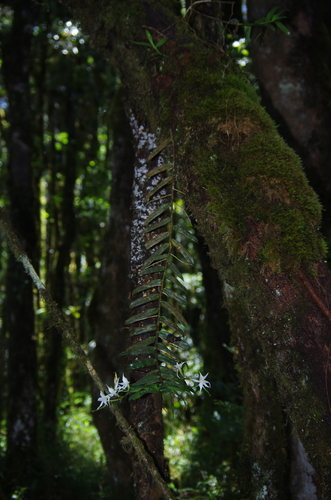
[171,239,194,266]
[160,315,185,335]
[141,242,169,268]
[157,353,177,366]
[129,326,157,337]
[122,345,155,356]
[167,261,183,279]
[132,280,162,295]
[166,274,187,293]
[156,342,174,356]
[129,386,160,399]
[129,293,160,309]
[125,308,158,325]
[161,301,188,327]
[275,21,290,35]
[147,138,171,160]
[144,203,171,225]
[145,29,154,46]
[130,371,161,387]
[265,6,280,22]
[141,252,167,270]
[245,25,252,44]
[162,288,186,305]
[140,265,165,276]
[129,357,156,370]
[147,163,173,178]
[173,225,198,243]
[159,330,183,344]
[146,177,172,200]
[155,38,167,48]
[131,41,152,47]
[143,217,171,234]
[145,232,169,250]
[121,337,156,355]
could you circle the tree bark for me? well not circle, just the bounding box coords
[89,92,135,497]
[63,0,331,496]
[127,114,167,500]
[247,0,331,236]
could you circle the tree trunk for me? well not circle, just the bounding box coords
[43,86,77,440]
[89,92,135,497]
[1,0,40,492]
[64,0,331,496]
[247,0,331,236]
[127,114,166,500]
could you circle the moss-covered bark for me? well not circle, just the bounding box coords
[63,0,331,496]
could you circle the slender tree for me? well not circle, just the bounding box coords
[89,92,135,497]
[1,0,40,492]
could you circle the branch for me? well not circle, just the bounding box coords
[0,207,175,500]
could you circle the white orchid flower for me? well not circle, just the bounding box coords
[113,372,120,392]
[119,374,130,391]
[106,385,118,397]
[196,372,211,392]
[174,362,186,377]
[96,391,110,410]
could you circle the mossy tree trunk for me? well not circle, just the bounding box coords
[64,0,331,497]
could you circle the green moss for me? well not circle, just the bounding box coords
[164,48,326,271]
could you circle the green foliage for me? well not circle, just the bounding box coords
[244,7,290,45]
[123,156,201,399]
[131,29,168,56]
